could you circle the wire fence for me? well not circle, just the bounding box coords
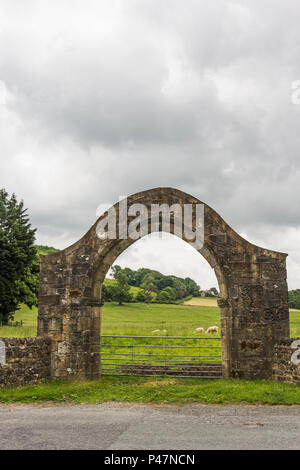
[0,320,23,327]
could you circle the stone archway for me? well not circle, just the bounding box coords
[38,187,289,381]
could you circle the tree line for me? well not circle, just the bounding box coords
[102,265,218,304]
[288,289,300,309]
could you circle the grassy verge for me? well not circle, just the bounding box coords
[0,376,299,406]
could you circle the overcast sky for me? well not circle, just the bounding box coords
[1,0,300,289]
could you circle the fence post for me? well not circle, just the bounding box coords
[131,336,134,364]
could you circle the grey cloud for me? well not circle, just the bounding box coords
[1,0,300,288]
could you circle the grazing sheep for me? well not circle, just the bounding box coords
[206,326,218,334]
[161,329,167,334]
[152,329,160,334]
[195,327,204,333]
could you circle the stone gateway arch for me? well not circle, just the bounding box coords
[38,188,289,381]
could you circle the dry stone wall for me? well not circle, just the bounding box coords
[0,337,51,387]
[272,338,300,385]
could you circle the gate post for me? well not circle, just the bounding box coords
[38,251,102,380]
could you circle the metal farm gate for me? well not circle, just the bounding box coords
[101,335,223,378]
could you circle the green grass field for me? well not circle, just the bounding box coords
[0,300,223,370]
[1,297,300,337]
[102,301,220,335]
[1,299,299,374]
[0,298,300,404]
[101,302,222,371]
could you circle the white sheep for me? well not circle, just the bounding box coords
[152,329,160,334]
[161,329,167,334]
[206,326,219,334]
[195,327,204,333]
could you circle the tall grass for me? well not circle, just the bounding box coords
[0,326,36,338]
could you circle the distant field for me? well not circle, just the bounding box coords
[184,297,218,307]
[102,301,220,336]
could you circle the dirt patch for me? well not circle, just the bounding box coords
[142,379,179,387]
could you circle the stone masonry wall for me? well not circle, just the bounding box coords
[0,337,51,387]
[272,338,300,385]
[38,188,290,381]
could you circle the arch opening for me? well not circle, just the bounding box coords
[98,233,224,378]
[91,230,228,304]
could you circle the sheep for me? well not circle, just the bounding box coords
[152,329,160,334]
[195,327,205,333]
[206,326,218,334]
[161,329,167,334]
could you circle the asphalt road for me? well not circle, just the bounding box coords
[0,402,300,450]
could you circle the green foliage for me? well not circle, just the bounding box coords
[140,273,157,303]
[209,287,218,296]
[140,273,158,293]
[102,282,116,302]
[109,266,133,305]
[156,286,177,303]
[203,287,219,297]
[289,289,300,309]
[105,266,201,304]
[135,290,147,303]
[0,189,37,324]
[35,245,59,256]
[0,188,59,324]
[121,267,137,286]
[184,277,201,297]
[172,278,186,299]
[14,256,39,310]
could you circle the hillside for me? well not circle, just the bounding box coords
[35,245,59,256]
[103,278,145,298]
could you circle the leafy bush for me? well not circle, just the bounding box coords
[109,265,202,302]
[289,289,300,309]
